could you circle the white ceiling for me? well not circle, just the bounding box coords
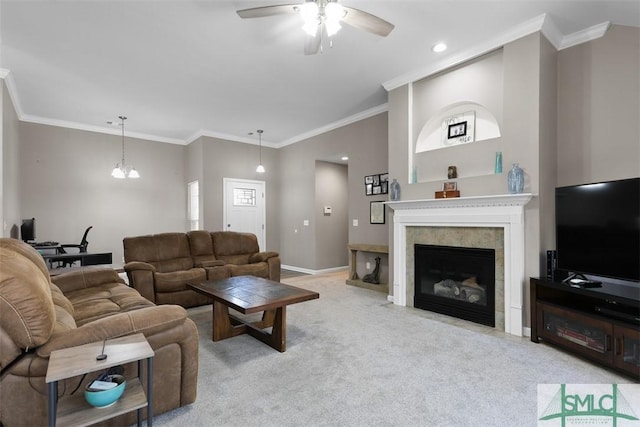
[1,1,638,147]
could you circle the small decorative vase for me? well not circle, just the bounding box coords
[507,163,524,193]
[495,152,502,174]
[390,179,401,201]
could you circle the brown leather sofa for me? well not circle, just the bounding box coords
[123,230,281,308]
[0,238,198,426]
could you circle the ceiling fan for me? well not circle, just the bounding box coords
[236,0,394,55]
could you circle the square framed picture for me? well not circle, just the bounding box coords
[370,201,385,224]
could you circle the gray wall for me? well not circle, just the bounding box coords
[194,135,281,252]
[314,161,348,270]
[557,24,640,185]
[2,80,21,239]
[17,122,186,264]
[278,113,389,271]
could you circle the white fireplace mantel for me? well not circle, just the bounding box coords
[386,193,533,336]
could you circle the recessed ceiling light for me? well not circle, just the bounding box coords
[341,156,349,161]
[432,42,447,53]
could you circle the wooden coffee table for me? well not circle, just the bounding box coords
[188,276,319,352]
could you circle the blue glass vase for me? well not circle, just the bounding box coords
[508,163,524,194]
[390,179,401,201]
[495,151,502,174]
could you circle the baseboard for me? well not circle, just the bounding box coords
[281,264,349,276]
[522,326,531,338]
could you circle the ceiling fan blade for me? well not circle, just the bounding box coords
[236,4,301,19]
[341,6,394,37]
[304,32,321,55]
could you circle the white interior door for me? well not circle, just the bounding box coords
[223,178,266,249]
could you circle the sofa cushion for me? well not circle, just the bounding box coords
[188,230,220,267]
[124,233,194,273]
[154,268,206,293]
[0,243,55,352]
[211,231,259,265]
[65,283,155,326]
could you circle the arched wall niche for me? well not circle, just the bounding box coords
[409,49,504,183]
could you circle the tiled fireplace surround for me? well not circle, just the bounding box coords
[387,194,532,336]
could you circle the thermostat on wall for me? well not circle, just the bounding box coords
[324,206,332,215]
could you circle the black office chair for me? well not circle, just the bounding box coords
[58,226,92,267]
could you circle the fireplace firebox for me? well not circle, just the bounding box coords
[414,244,495,327]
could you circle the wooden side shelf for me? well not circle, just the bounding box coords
[46,333,154,427]
[347,244,389,294]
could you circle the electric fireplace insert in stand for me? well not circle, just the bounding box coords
[414,244,496,327]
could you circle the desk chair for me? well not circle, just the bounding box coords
[58,226,92,267]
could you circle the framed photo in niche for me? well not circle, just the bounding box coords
[370,201,385,224]
[364,173,389,196]
[448,121,467,139]
[441,111,476,147]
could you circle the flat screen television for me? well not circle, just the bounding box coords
[555,177,639,284]
[21,218,36,242]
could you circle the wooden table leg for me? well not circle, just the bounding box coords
[246,306,287,352]
[212,301,247,341]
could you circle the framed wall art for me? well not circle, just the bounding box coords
[370,201,385,224]
[364,173,388,196]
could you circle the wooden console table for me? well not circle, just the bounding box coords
[346,244,389,293]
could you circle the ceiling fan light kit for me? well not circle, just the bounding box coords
[237,0,394,55]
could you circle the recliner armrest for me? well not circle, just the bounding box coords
[124,261,157,272]
[249,251,279,263]
[36,305,188,357]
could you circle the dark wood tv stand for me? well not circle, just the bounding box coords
[530,277,640,379]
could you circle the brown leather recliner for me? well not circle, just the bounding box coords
[0,238,199,426]
[123,231,281,308]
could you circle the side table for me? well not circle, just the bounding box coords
[45,333,154,427]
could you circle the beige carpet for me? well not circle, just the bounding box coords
[152,271,630,426]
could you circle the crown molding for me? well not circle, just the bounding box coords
[2,67,185,145]
[0,69,25,118]
[383,14,612,92]
[186,129,277,148]
[19,114,186,145]
[383,14,547,92]
[277,103,388,148]
[558,21,611,50]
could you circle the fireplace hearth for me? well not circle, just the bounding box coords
[414,244,495,327]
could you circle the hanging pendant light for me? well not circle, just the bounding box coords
[256,129,265,173]
[111,115,140,179]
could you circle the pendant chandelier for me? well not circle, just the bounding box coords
[111,115,140,179]
[255,129,265,173]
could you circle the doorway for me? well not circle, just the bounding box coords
[223,178,266,249]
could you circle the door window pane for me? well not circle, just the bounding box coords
[233,188,256,206]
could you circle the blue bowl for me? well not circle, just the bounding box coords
[84,374,126,408]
